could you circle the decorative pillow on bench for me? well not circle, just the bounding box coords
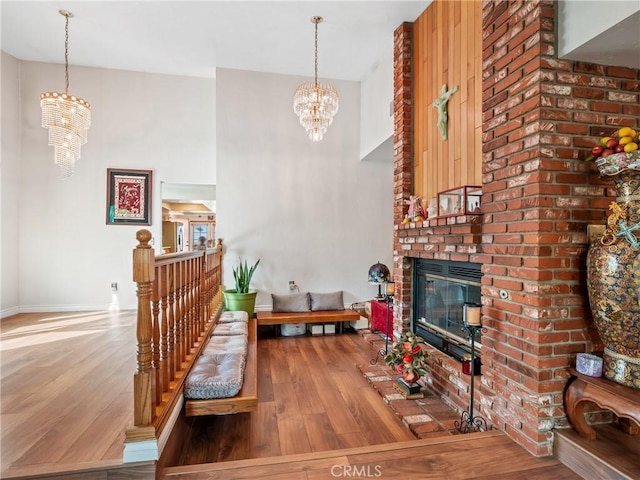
[309,291,344,311]
[272,292,310,312]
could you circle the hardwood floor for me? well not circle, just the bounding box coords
[1,311,138,478]
[175,330,416,465]
[0,311,590,480]
[163,431,582,480]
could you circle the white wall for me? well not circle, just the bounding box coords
[2,60,394,315]
[12,61,215,312]
[557,1,640,65]
[1,51,21,317]
[217,68,394,310]
[359,44,394,161]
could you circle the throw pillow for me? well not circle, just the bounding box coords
[272,292,310,312]
[309,291,344,311]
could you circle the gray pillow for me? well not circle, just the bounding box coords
[272,293,310,312]
[309,291,344,311]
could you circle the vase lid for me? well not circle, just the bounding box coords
[596,151,640,176]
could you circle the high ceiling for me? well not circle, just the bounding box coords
[3,1,638,82]
[1,1,432,82]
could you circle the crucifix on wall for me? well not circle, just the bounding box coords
[432,84,459,140]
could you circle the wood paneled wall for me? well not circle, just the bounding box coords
[413,0,483,203]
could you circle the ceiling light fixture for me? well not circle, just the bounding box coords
[293,16,339,142]
[41,10,91,178]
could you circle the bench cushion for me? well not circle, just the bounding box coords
[219,311,249,323]
[212,321,248,336]
[310,291,344,311]
[203,334,248,355]
[184,352,247,399]
[272,292,310,312]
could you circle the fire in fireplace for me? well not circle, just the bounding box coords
[413,259,482,362]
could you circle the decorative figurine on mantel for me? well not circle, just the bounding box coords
[432,83,459,140]
[427,197,438,218]
[404,195,425,223]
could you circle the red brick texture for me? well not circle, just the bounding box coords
[392,0,640,456]
[392,22,414,333]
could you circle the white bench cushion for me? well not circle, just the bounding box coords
[203,334,248,355]
[219,311,249,323]
[212,321,248,336]
[184,352,247,399]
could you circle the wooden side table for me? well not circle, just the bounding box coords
[564,368,640,440]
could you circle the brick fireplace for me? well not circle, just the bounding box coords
[391,1,640,456]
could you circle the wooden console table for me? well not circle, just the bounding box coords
[564,368,640,440]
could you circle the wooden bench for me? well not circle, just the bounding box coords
[257,309,362,335]
[184,317,258,416]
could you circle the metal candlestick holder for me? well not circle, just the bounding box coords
[455,320,489,433]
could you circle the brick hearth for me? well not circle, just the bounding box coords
[358,331,464,439]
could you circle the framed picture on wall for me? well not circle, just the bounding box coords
[106,168,152,225]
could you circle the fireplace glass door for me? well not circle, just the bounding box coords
[413,259,482,360]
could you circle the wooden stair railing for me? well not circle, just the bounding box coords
[124,229,223,457]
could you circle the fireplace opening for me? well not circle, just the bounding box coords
[413,259,482,362]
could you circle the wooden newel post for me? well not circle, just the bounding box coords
[133,229,156,427]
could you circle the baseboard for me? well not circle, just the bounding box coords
[15,304,137,313]
[0,306,20,319]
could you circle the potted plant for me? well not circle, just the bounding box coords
[384,332,428,395]
[223,257,260,316]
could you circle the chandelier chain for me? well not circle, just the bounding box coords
[64,12,70,94]
[314,20,318,86]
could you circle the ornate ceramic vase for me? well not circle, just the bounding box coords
[586,151,640,389]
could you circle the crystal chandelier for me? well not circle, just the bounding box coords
[41,10,91,178]
[293,16,339,142]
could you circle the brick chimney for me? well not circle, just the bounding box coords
[392,0,640,455]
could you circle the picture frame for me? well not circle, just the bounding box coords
[106,168,152,225]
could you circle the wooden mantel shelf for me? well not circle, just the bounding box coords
[564,368,640,441]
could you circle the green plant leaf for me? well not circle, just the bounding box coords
[232,256,260,293]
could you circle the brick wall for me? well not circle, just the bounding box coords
[393,0,640,456]
[392,22,414,332]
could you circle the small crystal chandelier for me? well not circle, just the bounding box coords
[293,16,339,142]
[41,10,91,178]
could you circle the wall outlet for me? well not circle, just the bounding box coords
[111,282,118,291]
[289,280,296,290]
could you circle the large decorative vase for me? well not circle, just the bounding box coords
[586,151,640,389]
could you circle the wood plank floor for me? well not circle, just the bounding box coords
[0,311,138,479]
[163,431,582,480]
[175,330,416,465]
[0,311,585,480]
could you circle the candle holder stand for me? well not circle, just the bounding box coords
[455,322,489,433]
[370,293,393,365]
